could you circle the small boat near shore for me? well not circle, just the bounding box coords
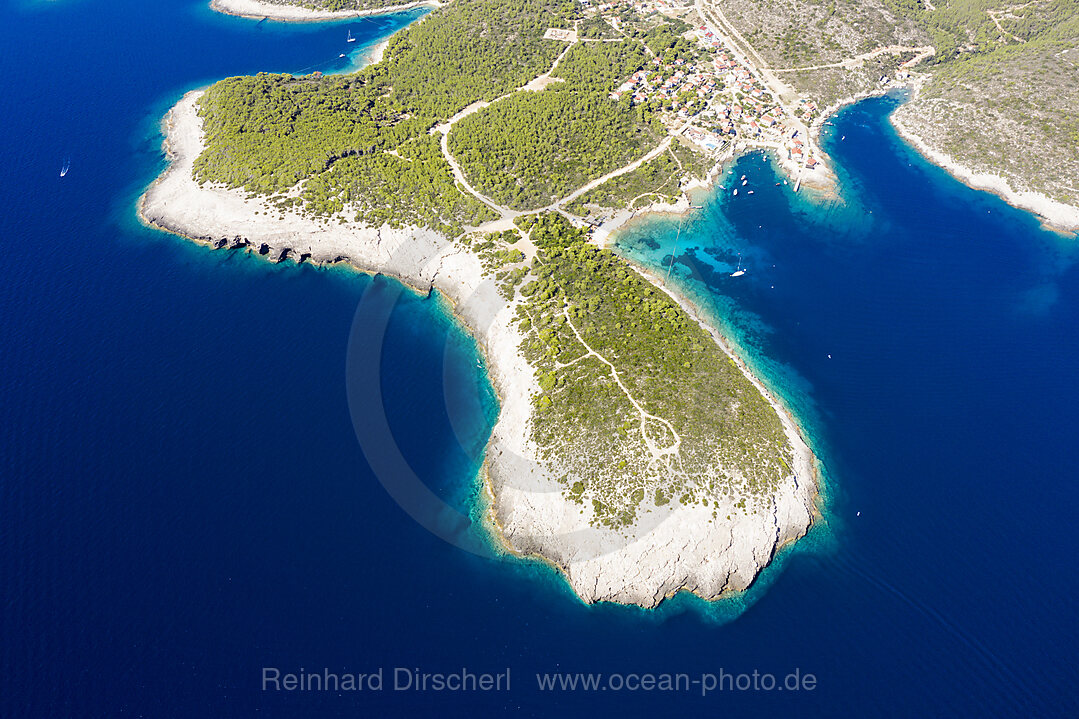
[346,30,356,43]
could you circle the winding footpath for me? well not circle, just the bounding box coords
[987,3,1032,44]
[560,308,685,472]
[433,35,681,229]
[432,42,578,221]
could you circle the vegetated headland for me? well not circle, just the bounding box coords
[155,0,1054,607]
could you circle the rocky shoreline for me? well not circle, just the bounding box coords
[806,79,1079,236]
[140,89,819,608]
[891,110,1079,235]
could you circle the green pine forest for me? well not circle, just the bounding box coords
[191,0,706,230]
[448,41,664,210]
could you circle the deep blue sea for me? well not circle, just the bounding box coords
[2,1,1077,715]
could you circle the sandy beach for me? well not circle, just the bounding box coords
[139,89,819,607]
[210,0,440,22]
[363,39,390,65]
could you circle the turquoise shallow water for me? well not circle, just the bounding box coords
[2,1,1077,715]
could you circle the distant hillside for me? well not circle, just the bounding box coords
[719,0,1079,210]
[894,4,1079,208]
[721,0,929,69]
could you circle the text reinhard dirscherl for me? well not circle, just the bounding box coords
[261,667,818,696]
[262,667,511,693]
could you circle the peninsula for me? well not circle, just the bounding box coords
[143,0,831,607]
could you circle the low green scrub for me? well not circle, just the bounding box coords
[517,214,794,528]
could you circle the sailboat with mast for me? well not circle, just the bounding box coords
[346,29,356,43]
[730,253,746,277]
